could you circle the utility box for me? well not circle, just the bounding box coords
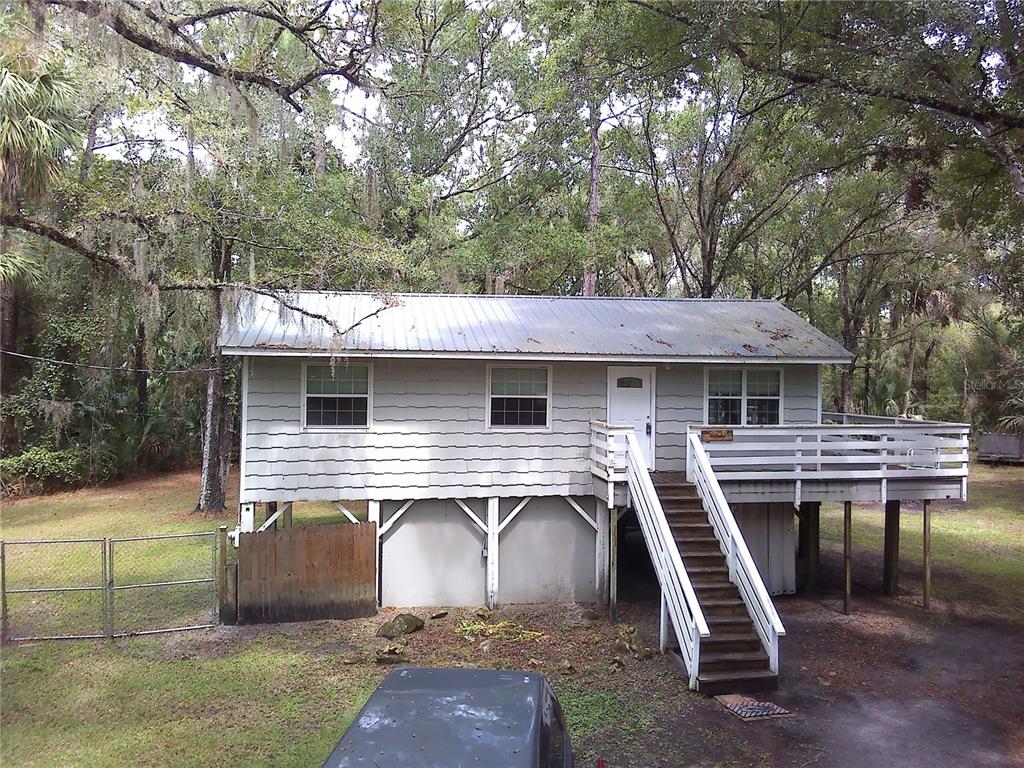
[977,432,1024,464]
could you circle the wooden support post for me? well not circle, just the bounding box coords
[609,508,620,624]
[923,500,931,610]
[843,501,852,615]
[266,501,278,531]
[659,589,668,652]
[883,499,901,595]
[217,526,228,620]
[596,500,609,605]
[799,502,821,594]
[282,502,293,529]
[486,498,499,609]
[368,501,381,606]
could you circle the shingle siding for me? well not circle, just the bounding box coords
[241,357,820,502]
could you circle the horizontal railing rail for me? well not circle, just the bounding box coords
[686,432,785,674]
[688,417,970,503]
[624,430,709,688]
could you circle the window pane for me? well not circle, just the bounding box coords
[490,396,548,427]
[306,396,368,427]
[747,398,780,425]
[747,370,780,397]
[708,369,742,397]
[708,398,741,425]
[307,365,368,396]
[492,367,547,397]
[616,376,643,389]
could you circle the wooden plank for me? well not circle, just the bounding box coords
[923,500,931,610]
[843,501,852,615]
[236,523,376,624]
[883,500,900,596]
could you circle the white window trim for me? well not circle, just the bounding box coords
[300,360,373,432]
[485,363,553,432]
[703,366,785,426]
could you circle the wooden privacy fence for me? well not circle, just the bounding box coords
[220,523,376,625]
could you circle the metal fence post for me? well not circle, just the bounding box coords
[1,540,8,641]
[105,538,115,640]
[101,538,111,639]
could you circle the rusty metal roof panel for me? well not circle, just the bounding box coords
[220,291,853,362]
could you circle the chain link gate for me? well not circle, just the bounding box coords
[1,531,219,641]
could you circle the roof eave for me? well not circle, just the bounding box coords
[219,346,853,365]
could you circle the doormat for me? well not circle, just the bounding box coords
[715,694,791,721]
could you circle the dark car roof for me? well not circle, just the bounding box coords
[322,667,546,768]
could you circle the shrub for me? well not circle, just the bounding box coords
[0,446,116,495]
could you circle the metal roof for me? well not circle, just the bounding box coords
[220,291,853,363]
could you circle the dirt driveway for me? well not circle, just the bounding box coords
[610,586,1024,768]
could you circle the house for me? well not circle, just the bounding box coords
[220,291,969,692]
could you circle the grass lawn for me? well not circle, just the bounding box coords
[1,462,1022,767]
[820,462,1024,624]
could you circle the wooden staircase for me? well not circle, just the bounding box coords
[653,476,778,694]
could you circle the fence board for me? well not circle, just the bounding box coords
[235,523,376,624]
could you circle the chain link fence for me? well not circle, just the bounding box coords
[1,531,219,641]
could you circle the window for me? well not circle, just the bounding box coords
[616,376,643,389]
[303,363,371,428]
[488,366,550,429]
[706,368,782,426]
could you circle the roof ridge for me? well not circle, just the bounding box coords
[260,290,777,303]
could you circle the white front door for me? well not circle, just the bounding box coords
[607,366,656,469]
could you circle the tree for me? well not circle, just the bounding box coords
[0,18,79,443]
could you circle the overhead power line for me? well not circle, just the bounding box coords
[0,349,217,375]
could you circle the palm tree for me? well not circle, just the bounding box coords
[0,19,79,207]
[0,17,79,443]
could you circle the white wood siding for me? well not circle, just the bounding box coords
[242,357,606,502]
[654,363,821,472]
[241,357,820,502]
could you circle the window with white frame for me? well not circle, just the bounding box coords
[304,364,371,428]
[488,366,550,428]
[706,368,782,426]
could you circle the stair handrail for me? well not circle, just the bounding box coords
[686,431,786,673]
[623,430,710,688]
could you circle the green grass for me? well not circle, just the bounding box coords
[0,468,367,637]
[2,463,1022,767]
[1,634,382,768]
[820,462,1024,623]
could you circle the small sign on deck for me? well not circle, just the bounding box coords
[701,429,734,442]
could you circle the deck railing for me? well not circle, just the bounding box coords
[687,416,970,504]
[686,432,786,673]
[623,430,710,687]
[591,419,629,507]
[591,419,710,688]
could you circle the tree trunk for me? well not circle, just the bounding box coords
[921,337,938,403]
[903,325,918,416]
[582,102,600,296]
[133,320,148,426]
[196,232,233,514]
[0,233,18,451]
[197,290,226,514]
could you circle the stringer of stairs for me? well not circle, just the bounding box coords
[654,478,778,695]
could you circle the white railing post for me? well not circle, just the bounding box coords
[616,429,709,689]
[687,431,786,679]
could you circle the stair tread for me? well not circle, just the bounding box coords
[704,632,760,643]
[697,669,777,683]
[701,650,768,662]
[676,536,719,542]
[699,598,746,607]
[687,566,728,573]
